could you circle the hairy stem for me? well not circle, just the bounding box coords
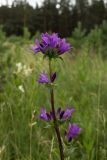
[49,59,64,160]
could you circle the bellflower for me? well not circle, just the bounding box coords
[39,108,51,122]
[65,123,81,142]
[32,33,72,58]
[57,107,75,120]
[38,72,49,84]
[38,71,56,84]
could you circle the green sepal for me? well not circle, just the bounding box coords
[43,50,63,60]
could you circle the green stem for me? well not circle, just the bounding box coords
[49,59,64,160]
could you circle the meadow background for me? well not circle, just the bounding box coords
[0,0,107,160]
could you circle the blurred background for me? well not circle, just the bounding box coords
[0,0,107,160]
[0,0,107,37]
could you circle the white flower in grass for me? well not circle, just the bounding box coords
[15,62,33,76]
[18,85,24,93]
[16,62,23,73]
[23,67,33,76]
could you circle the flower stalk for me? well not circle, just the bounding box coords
[49,59,64,160]
[32,32,81,159]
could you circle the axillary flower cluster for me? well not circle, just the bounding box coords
[32,33,81,160]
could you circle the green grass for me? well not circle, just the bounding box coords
[0,36,107,160]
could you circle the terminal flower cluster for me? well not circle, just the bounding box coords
[32,33,72,59]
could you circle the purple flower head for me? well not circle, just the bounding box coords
[65,123,81,142]
[39,108,51,122]
[32,33,72,58]
[38,71,56,84]
[38,72,49,84]
[57,107,75,120]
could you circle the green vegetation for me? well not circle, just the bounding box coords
[0,27,107,160]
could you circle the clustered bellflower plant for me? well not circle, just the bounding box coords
[32,33,81,160]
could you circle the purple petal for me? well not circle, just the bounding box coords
[31,45,40,54]
[66,123,81,142]
[49,33,60,48]
[59,111,65,119]
[38,72,49,84]
[50,111,54,119]
[59,38,71,54]
[51,72,56,82]
[46,113,51,121]
[62,108,75,119]
[39,108,49,121]
[31,39,41,54]
[57,107,61,115]
[42,36,49,45]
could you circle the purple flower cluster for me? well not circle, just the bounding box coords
[38,107,81,142]
[32,33,71,58]
[39,107,75,122]
[38,71,56,84]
